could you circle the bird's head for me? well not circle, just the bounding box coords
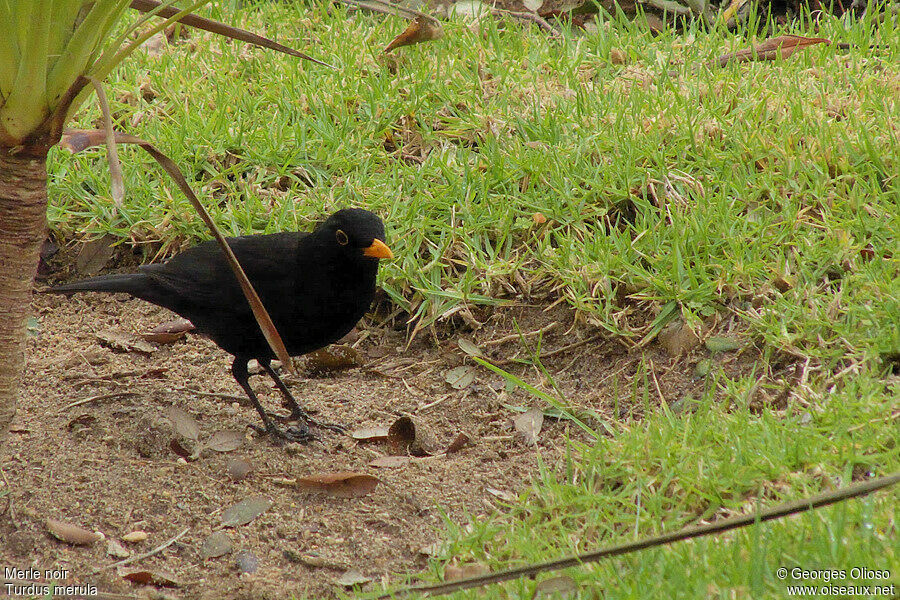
[319,208,393,261]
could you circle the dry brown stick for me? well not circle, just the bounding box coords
[90,527,190,574]
[497,333,603,365]
[378,472,900,598]
[482,322,559,347]
[56,392,139,413]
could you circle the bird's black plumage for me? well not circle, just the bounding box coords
[48,208,392,442]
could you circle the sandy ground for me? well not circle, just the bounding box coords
[0,281,745,599]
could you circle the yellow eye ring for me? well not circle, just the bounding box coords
[335,229,349,245]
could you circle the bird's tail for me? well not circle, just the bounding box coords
[45,273,148,296]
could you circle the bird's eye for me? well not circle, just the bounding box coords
[335,229,349,246]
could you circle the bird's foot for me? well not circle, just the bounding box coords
[269,408,346,434]
[251,421,314,445]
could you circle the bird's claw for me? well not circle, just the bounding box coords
[251,421,314,445]
[269,409,346,434]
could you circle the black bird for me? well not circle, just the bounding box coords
[48,208,393,443]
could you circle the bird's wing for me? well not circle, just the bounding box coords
[139,231,305,314]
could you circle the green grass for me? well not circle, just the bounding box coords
[48,3,899,598]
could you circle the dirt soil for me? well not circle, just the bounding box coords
[1,287,755,600]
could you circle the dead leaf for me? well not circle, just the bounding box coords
[368,455,412,468]
[106,539,131,558]
[226,458,253,481]
[445,365,476,390]
[165,406,200,441]
[384,16,444,53]
[714,35,831,67]
[457,338,483,357]
[96,330,156,355]
[205,430,243,452]
[118,568,180,587]
[418,540,448,556]
[295,472,380,498]
[75,234,117,276]
[772,274,794,292]
[169,438,193,458]
[532,212,548,225]
[657,320,700,356]
[141,318,194,344]
[306,345,363,372]
[220,496,272,527]
[512,407,544,446]
[486,487,516,502]
[335,569,372,587]
[388,416,440,456]
[446,432,470,454]
[46,518,102,546]
[533,575,578,598]
[350,426,390,442]
[199,531,232,559]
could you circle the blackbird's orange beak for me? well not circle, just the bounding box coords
[363,239,393,259]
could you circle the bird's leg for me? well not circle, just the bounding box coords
[260,360,345,433]
[231,358,311,444]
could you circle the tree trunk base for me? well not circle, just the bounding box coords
[0,150,48,441]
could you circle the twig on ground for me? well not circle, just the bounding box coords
[173,386,250,405]
[377,473,900,598]
[482,322,559,347]
[498,333,604,365]
[91,527,190,574]
[57,392,139,413]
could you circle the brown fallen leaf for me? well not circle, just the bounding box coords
[335,569,373,587]
[118,567,181,587]
[220,496,272,527]
[96,330,156,355]
[445,365,476,390]
[657,320,700,356]
[205,430,243,452]
[486,487,516,502]
[350,426,390,442]
[368,455,412,468]
[165,406,200,441]
[713,35,831,67]
[446,432,470,454]
[384,15,444,53]
[512,408,544,446]
[388,416,440,456]
[295,472,379,498]
[199,531,233,560]
[75,234,117,276]
[226,457,253,481]
[141,318,194,344]
[46,518,102,546]
[306,344,363,372]
[457,338,483,357]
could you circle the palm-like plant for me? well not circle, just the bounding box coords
[0,1,313,440]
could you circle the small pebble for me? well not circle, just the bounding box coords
[235,549,259,574]
[122,531,148,543]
